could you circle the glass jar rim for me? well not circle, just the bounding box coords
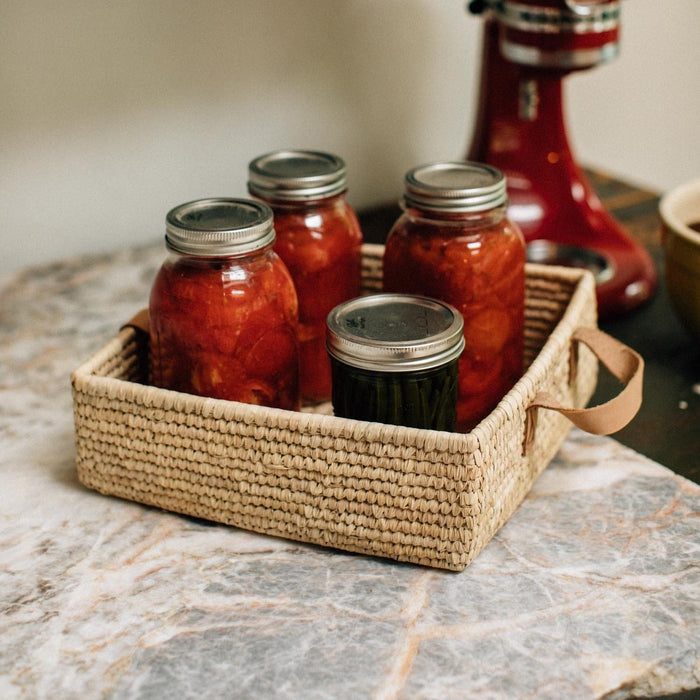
[399,200,508,225]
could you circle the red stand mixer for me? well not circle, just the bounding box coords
[466,0,656,318]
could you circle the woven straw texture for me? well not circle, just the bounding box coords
[72,244,598,571]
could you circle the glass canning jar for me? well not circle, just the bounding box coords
[382,162,526,432]
[248,150,363,404]
[149,197,300,411]
[326,294,464,431]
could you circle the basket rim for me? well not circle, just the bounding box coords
[71,261,596,455]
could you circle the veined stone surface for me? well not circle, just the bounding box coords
[1,246,698,699]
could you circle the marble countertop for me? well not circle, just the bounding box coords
[1,244,699,699]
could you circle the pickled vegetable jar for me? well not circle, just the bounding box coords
[149,197,300,411]
[248,150,363,403]
[326,294,464,431]
[382,162,526,432]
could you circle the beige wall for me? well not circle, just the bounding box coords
[1,0,698,273]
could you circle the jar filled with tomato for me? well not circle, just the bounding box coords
[149,197,300,411]
[382,162,526,432]
[248,150,363,403]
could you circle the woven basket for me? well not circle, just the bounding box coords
[72,243,641,571]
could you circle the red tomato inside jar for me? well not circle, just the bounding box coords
[149,198,300,411]
[382,162,526,432]
[248,150,363,403]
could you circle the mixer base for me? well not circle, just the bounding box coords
[527,240,615,284]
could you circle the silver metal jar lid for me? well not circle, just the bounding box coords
[165,198,275,257]
[248,150,348,201]
[403,161,507,213]
[326,294,465,372]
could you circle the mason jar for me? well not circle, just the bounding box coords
[382,162,526,431]
[326,294,464,431]
[248,150,363,404]
[149,197,300,411]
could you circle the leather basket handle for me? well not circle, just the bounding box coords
[121,308,150,335]
[523,327,644,454]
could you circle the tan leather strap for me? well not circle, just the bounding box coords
[121,308,150,335]
[523,327,644,454]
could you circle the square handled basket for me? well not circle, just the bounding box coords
[72,243,612,571]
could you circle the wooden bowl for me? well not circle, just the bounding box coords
[660,178,700,342]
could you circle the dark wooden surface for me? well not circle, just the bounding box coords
[357,170,700,485]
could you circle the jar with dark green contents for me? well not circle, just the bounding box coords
[326,294,464,431]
